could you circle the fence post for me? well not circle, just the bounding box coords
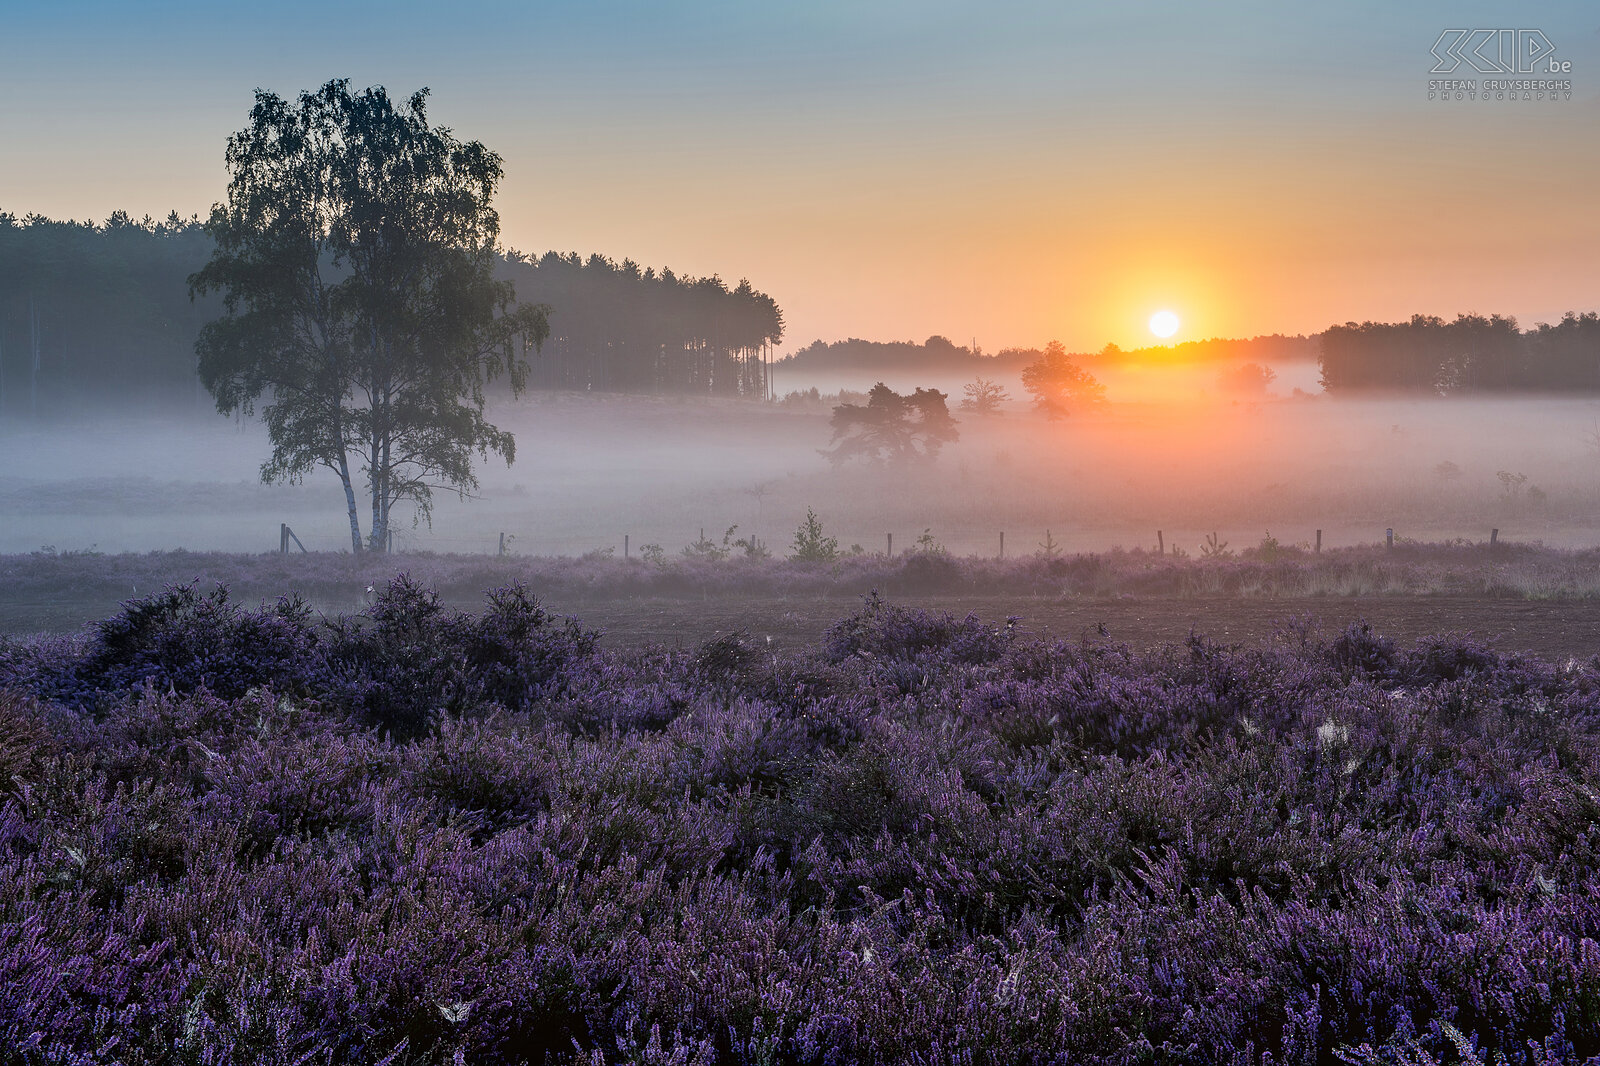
[1156,530,1164,556]
[999,531,1004,560]
[280,523,288,554]
[387,529,393,554]
[1490,528,1499,549]
[1315,529,1322,554]
[886,532,893,558]
[1386,528,1394,550]
[498,532,506,556]
[625,534,630,560]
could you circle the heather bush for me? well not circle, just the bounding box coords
[2,582,1599,1063]
[21,583,323,710]
[323,575,598,735]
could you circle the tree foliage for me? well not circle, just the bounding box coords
[190,80,549,552]
[1019,340,1106,417]
[823,382,959,466]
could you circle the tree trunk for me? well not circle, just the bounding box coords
[374,432,391,554]
[337,452,363,553]
[369,441,383,553]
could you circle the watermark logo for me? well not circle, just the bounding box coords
[1428,29,1573,101]
[1430,30,1565,74]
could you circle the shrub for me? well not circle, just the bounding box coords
[790,507,839,562]
[32,583,321,708]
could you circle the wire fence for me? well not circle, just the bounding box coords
[268,523,1515,559]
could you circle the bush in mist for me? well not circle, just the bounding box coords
[3,586,1600,1061]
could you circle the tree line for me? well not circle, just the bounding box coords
[503,252,783,396]
[0,211,219,414]
[1319,312,1600,392]
[0,212,784,415]
[779,332,1319,376]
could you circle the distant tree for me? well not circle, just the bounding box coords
[1218,362,1277,396]
[191,80,549,552]
[822,382,960,466]
[959,377,1010,414]
[1020,341,1105,418]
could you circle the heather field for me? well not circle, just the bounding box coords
[2,570,1599,1063]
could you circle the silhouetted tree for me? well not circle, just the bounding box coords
[823,382,959,466]
[191,79,549,552]
[959,377,1010,414]
[1020,341,1105,418]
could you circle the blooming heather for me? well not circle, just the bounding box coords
[0,581,1597,1062]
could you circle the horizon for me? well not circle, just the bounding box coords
[4,2,1597,353]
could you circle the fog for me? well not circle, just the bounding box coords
[4,365,1597,560]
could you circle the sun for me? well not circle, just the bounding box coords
[1148,310,1180,339]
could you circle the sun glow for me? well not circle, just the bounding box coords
[1149,310,1180,339]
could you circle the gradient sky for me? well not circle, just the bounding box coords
[3,0,1598,351]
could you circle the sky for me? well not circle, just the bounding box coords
[2,0,1598,352]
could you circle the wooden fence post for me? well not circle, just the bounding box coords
[1386,528,1394,550]
[999,531,1004,560]
[1315,529,1322,554]
[498,532,506,556]
[886,532,893,558]
[1490,528,1499,549]
[1156,530,1164,556]
[625,534,630,560]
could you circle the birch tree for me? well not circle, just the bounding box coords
[191,79,548,551]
